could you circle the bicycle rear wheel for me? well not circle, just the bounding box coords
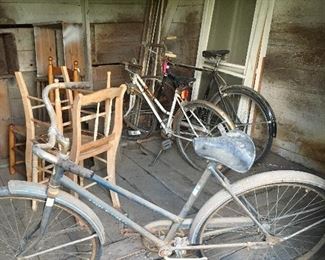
[0,187,101,259]
[173,100,234,170]
[211,86,276,162]
[190,170,325,259]
[123,93,158,140]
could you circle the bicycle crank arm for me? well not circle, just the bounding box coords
[171,241,270,251]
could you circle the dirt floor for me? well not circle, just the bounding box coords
[0,137,323,259]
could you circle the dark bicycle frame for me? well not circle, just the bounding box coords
[161,59,277,139]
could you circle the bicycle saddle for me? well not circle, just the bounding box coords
[193,130,256,173]
[170,74,196,86]
[202,50,230,59]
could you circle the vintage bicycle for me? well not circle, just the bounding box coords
[123,45,277,170]
[162,50,277,170]
[122,61,234,169]
[0,82,324,259]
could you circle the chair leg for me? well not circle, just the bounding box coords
[25,139,33,182]
[8,124,16,175]
[107,150,120,209]
[79,160,84,187]
[32,153,38,211]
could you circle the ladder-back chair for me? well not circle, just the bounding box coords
[70,84,127,209]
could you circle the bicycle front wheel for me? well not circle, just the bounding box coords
[173,100,234,170]
[0,186,101,259]
[211,86,276,162]
[190,170,325,259]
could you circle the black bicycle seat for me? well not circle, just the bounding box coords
[173,75,196,86]
[202,50,230,59]
[193,130,256,173]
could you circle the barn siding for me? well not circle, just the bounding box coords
[261,0,325,173]
[0,0,204,160]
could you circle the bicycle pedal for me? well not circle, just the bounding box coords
[161,139,173,150]
[128,129,141,136]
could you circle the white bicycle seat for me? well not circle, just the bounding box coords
[193,130,256,173]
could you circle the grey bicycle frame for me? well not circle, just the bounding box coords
[34,144,212,250]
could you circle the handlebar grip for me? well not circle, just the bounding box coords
[60,82,92,90]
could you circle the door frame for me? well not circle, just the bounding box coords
[192,0,275,99]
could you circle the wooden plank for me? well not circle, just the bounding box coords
[62,23,85,74]
[161,0,180,38]
[92,65,128,89]
[122,141,221,211]
[192,0,215,99]
[0,36,8,75]
[94,23,143,64]
[34,26,57,77]
[0,79,12,159]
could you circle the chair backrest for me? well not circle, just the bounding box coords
[15,71,53,181]
[15,72,38,141]
[70,85,127,162]
[48,56,80,83]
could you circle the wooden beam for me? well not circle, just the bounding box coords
[243,0,275,88]
[81,0,92,84]
[192,0,215,100]
[161,0,180,39]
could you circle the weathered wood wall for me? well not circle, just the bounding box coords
[164,0,204,65]
[0,28,35,159]
[261,0,325,173]
[89,0,147,89]
[0,0,205,160]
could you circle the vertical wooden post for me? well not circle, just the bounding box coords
[8,124,16,175]
[48,56,55,102]
[81,0,93,83]
[73,60,80,82]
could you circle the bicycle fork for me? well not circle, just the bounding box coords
[16,164,66,259]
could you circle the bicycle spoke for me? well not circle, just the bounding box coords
[196,175,325,259]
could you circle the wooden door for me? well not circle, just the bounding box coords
[62,23,84,75]
[34,26,57,77]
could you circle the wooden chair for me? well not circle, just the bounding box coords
[9,57,81,176]
[8,124,26,175]
[70,84,127,209]
[14,68,77,182]
[15,71,53,182]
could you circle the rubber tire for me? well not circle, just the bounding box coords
[0,186,101,260]
[173,100,234,171]
[189,170,325,259]
[211,85,275,162]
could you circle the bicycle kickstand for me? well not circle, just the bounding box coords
[149,139,173,166]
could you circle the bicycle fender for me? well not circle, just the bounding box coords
[214,85,277,137]
[228,85,277,137]
[7,180,106,245]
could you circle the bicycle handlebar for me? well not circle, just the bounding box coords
[34,81,92,154]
